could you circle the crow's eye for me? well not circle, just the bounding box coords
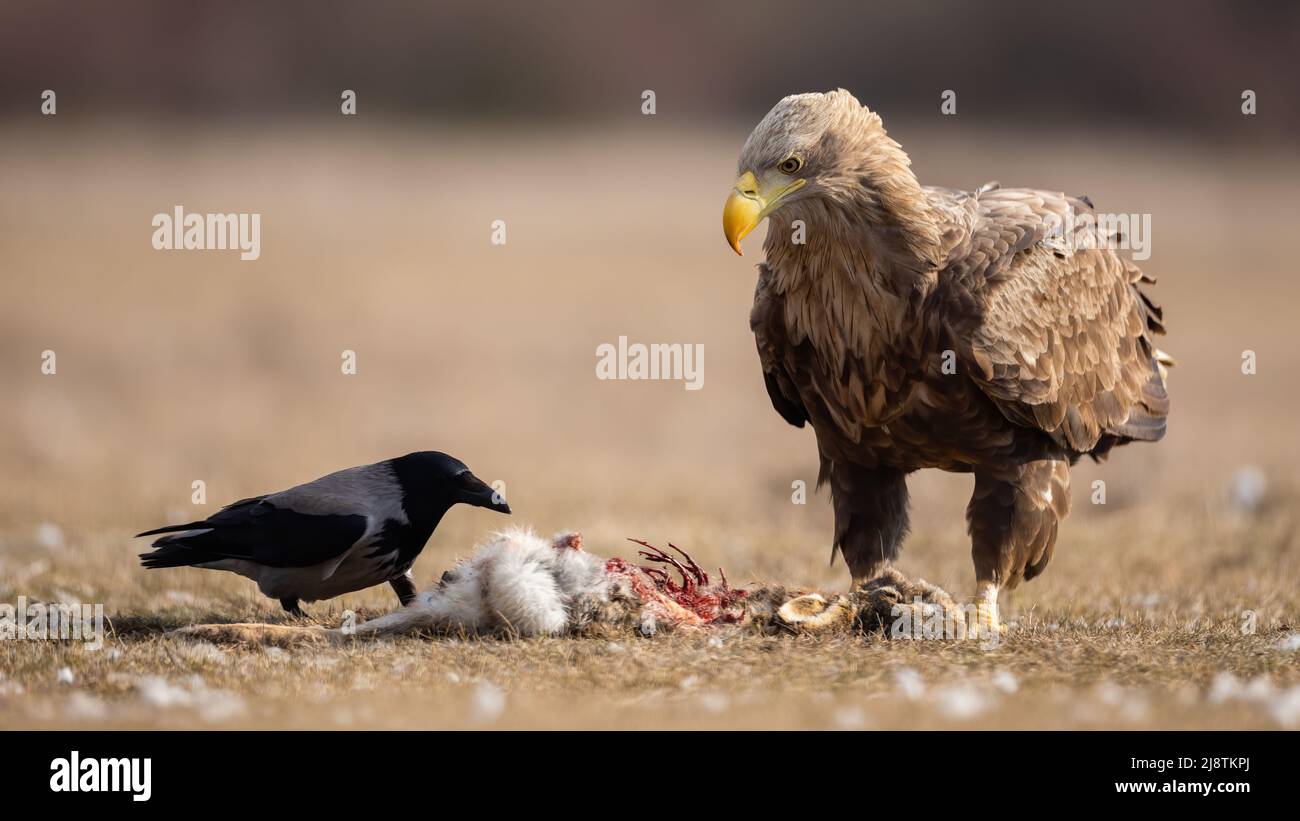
[454,471,481,489]
[778,156,803,174]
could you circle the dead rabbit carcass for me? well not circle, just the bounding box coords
[175,527,978,646]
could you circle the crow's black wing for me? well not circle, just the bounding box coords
[135,496,265,538]
[144,498,368,568]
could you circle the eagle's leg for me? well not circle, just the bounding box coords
[279,597,306,618]
[828,463,910,588]
[389,571,418,606]
[775,464,908,634]
[965,459,1071,635]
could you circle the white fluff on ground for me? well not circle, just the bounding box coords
[350,527,610,638]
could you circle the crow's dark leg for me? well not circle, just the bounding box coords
[826,461,910,587]
[389,572,418,606]
[279,597,305,617]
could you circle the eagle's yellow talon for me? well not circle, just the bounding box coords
[967,601,1007,637]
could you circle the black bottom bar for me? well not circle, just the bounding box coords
[9,730,1282,808]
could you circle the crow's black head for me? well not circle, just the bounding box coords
[390,451,511,515]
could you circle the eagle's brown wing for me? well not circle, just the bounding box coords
[938,187,1169,455]
[751,267,809,429]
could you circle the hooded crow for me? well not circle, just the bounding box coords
[136,451,510,615]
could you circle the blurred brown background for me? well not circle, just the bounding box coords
[0,0,1294,129]
[2,0,1298,130]
[0,0,1295,546]
[1,0,1298,581]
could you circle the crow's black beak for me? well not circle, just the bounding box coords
[457,473,511,515]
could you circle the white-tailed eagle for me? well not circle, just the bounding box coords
[723,90,1171,632]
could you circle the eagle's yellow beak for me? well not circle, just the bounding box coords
[722,171,805,255]
[723,171,764,255]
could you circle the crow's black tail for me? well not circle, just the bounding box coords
[135,520,212,538]
[138,542,216,569]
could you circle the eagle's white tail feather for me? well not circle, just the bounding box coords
[1154,348,1175,382]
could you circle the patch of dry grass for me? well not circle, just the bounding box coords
[3,615,1296,730]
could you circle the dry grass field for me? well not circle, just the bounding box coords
[1,122,1298,729]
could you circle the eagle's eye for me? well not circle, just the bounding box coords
[778,156,803,175]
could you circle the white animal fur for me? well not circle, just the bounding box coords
[347,527,610,638]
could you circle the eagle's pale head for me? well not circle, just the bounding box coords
[723,89,936,261]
